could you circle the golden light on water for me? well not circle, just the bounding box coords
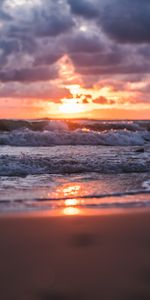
[57,184,82,198]
[82,128,90,132]
[63,199,81,215]
[54,183,82,215]
[65,199,80,206]
[63,207,80,215]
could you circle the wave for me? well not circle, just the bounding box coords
[0,127,150,147]
[6,190,149,202]
[0,152,149,176]
[0,192,150,212]
[0,119,68,132]
[0,119,150,133]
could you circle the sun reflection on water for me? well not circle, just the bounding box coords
[65,199,80,206]
[47,182,87,215]
[56,183,83,199]
[63,199,81,215]
[58,185,82,215]
[63,207,80,215]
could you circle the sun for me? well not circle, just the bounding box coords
[59,99,85,115]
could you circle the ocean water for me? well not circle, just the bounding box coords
[0,119,150,213]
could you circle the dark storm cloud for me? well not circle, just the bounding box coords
[0,67,57,83]
[0,0,75,84]
[4,0,75,38]
[65,32,104,53]
[67,0,150,44]
[34,13,74,38]
[0,0,150,105]
[34,53,61,67]
[70,50,124,67]
[35,31,105,68]
[99,0,150,43]
[0,39,20,55]
[67,0,99,19]
[77,63,150,76]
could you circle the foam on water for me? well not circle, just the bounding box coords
[0,145,149,176]
[0,119,150,132]
[0,119,150,212]
[0,119,150,147]
[0,173,150,212]
[0,128,150,147]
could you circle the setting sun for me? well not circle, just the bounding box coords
[59,99,85,114]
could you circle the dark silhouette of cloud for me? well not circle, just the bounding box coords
[71,50,124,67]
[67,0,99,19]
[0,67,57,83]
[0,0,150,106]
[65,32,104,53]
[99,0,150,43]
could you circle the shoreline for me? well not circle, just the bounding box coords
[1,205,150,217]
[0,207,150,299]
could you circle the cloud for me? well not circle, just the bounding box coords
[0,66,57,82]
[65,31,104,53]
[67,0,99,19]
[99,0,150,44]
[77,62,150,75]
[0,0,150,110]
[0,81,71,101]
[34,53,62,66]
[68,0,150,44]
[71,49,124,67]
[0,10,12,20]
[3,0,75,38]
[93,96,115,105]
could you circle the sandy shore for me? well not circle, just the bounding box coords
[0,208,150,300]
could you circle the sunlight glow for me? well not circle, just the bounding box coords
[79,25,88,32]
[68,84,81,98]
[65,199,79,206]
[56,183,83,199]
[63,207,80,215]
[59,99,85,114]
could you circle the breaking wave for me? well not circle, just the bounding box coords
[0,151,149,176]
[0,119,150,132]
[0,128,149,147]
[0,119,150,147]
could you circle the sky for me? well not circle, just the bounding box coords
[0,0,150,119]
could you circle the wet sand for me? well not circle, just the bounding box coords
[0,208,150,300]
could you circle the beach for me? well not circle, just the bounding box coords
[0,208,150,300]
[0,119,150,299]
[1,0,150,297]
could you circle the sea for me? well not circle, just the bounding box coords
[0,119,150,213]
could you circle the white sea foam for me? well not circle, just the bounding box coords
[0,119,149,132]
[0,119,150,212]
[0,144,149,176]
[142,179,150,191]
[0,128,149,147]
[44,120,69,131]
[0,173,150,212]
